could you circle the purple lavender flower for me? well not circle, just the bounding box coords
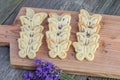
[33,59,44,66]
[23,72,34,80]
[23,59,62,80]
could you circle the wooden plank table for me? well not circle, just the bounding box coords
[0,0,120,80]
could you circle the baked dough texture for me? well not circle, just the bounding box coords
[18,8,47,59]
[73,9,102,61]
[46,13,71,59]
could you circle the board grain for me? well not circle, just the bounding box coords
[0,7,120,79]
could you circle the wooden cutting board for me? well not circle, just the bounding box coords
[0,7,120,79]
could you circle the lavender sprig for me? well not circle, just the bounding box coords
[23,59,62,80]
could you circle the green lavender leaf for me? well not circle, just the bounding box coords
[60,72,75,80]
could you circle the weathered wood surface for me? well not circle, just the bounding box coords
[0,0,23,24]
[0,0,120,80]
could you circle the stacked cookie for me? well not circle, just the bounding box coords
[18,8,102,61]
[73,9,102,61]
[18,8,47,59]
[46,13,71,59]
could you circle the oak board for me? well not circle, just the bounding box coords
[0,7,120,79]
